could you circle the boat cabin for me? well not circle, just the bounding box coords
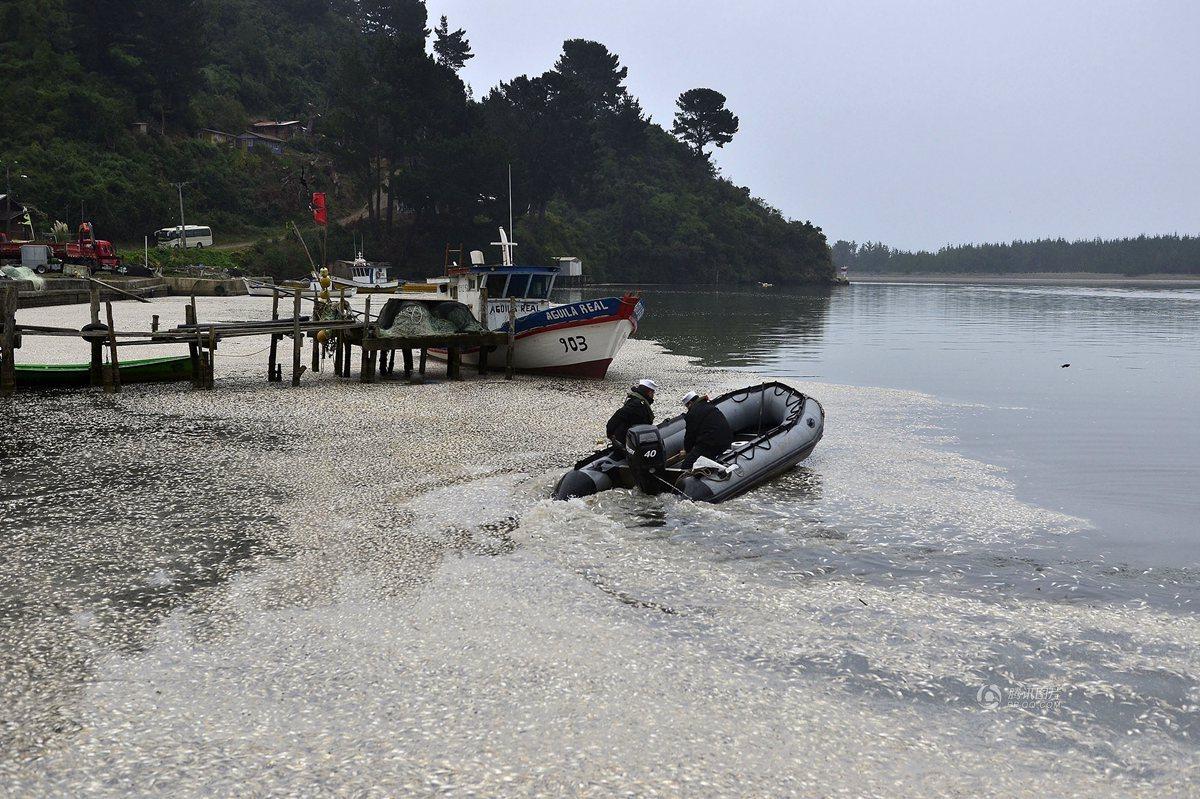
[348,257,390,287]
[395,228,573,329]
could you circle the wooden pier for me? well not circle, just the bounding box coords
[0,283,516,396]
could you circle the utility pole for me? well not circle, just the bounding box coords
[4,163,10,239]
[171,181,190,250]
[3,162,29,240]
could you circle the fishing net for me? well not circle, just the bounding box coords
[1,265,45,291]
[431,301,485,333]
[376,300,484,338]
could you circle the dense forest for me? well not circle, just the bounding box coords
[833,235,1200,276]
[0,0,833,283]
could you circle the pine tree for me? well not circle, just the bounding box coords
[432,15,473,71]
[672,88,739,156]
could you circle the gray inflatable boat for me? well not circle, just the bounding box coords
[552,382,824,503]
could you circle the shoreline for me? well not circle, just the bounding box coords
[848,272,1200,287]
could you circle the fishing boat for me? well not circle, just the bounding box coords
[552,382,824,503]
[330,252,400,294]
[243,276,356,299]
[15,355,194,389]
[418,228,643,378]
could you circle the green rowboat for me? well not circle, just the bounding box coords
[15,355,194,388]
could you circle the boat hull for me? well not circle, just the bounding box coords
[330,277,400,294]
[431,294,642,379]
[243,278,356,298]
[15,355,194,389]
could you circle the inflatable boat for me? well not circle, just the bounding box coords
[552,382,824,503]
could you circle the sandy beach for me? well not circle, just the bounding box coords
[2,296,1197,797]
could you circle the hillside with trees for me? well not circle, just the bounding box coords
[833,236,1200,276]
[0,0,832,284]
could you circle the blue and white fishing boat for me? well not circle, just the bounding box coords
[421,229,644,378]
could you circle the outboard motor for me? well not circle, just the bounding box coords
[626,424,669,495]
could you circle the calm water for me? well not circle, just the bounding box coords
[617,282,1200,571]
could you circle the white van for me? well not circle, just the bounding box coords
[155,225,213,249]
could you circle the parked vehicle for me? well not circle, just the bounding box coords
[0,222,121,273]
[155,225,213,249]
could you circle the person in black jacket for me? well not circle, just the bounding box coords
[606,378,657,451]
[681,391,733,468]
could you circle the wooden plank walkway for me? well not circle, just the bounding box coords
[0,285,517,396]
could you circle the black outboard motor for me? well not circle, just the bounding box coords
[626,424,669,495]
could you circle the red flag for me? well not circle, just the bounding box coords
[311,192,327,226]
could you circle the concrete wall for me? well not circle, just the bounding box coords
[163,276,247,297]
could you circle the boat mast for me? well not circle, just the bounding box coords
[492,165,518,267]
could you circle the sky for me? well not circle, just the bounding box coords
[430,0,1199,251]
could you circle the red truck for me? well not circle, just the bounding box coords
[0,222,122,273]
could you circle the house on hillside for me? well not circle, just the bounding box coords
[198,128,238,146]
[251,120,306,141]
[236,131,286,155]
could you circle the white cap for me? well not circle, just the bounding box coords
[637,378,659,391]
[681,391,699,406]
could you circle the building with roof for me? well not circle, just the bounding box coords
[236,131,286,155]
[251,120,306,141]
[197,128,238,146]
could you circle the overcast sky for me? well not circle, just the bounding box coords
[431,0,1198,250]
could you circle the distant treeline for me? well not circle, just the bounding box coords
[832,235,1200,276]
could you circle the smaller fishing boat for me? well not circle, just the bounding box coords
[15,355,194,389]
[330,252,400,294]
[552,382,823,503]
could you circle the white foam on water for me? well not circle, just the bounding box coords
[4,309,1197,796]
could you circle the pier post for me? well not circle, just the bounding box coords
[291,288,303,385]
[359,344,376,383]
[104,301,121,393]
[359,296,373,382]
[419,348,427,376]
[505,297,516,380]
[151,314,159,333]
[402,348,413,378]
[0,284,16,397]
[333,334,343,376]
[447,346,461,380]
[205,327,217,389]
[268,290,280,382]
[311,332,320,373]
[89,286,103,387]
[477,345,489,375]
[185,302,200,388]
